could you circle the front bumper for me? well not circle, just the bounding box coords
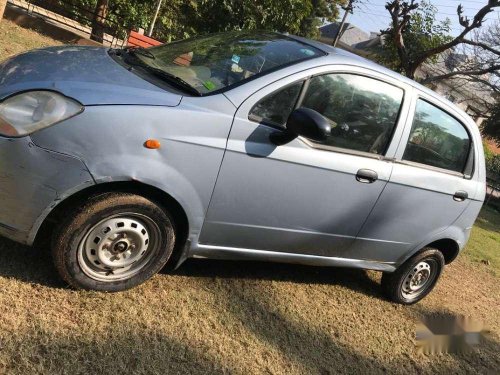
[0,136,94,245]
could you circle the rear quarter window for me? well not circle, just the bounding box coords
[403,99,472,174]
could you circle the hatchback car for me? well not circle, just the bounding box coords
[0,31,485,304]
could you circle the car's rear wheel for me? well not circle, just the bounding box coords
[52,193,175,292]
[381,248,445,305]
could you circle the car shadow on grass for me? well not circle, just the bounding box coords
[0,237,65,288]
[1,237,498,373]
[0,326,232,374]
[0,235,384,299]
[169,258,385,299]
[208,278,500,374]
[213,283,397,374]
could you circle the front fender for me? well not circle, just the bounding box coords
[31,103,234,243]
[89,161,205,238]
[0,136,94,245]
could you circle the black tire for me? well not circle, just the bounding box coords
[381,248,445,305]
[51,192,176,292]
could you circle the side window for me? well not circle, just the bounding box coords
[301,74,404,155]
[403,99,471,173]
[249,81,303,126]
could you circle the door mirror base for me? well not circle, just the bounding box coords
[269,108,331,146]
[269,131,297,146]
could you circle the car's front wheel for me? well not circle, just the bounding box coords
[381,248,445,304]
[52,193,176,292]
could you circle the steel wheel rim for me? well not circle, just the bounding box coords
[77,213,160,282]
[401,259,438,301]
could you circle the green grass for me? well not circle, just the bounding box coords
[465,206,500,276]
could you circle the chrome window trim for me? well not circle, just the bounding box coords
[395,159,466,178]
[247,69,408,159]
[299,137,384,160]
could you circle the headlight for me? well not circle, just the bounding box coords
[0,90,83,137]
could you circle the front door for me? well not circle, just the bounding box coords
[199,71,408,258]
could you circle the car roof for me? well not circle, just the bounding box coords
[287,34,420,89]
[286,33,474,124]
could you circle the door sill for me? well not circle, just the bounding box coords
[192,244,396,272]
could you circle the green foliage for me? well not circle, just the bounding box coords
[31,0,98,24]
[379,1,453,73]
[181,0,312,37]
[484,141,495,159]
[485,152,500,178]
[482,101,500,148]
[38,0,346,42]
[484,140,500,179]
[178,0,346,40]
[299,0,346,39]
[32,0,164,38]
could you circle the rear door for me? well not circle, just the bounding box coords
[354,90,478,263]
[199,67,411,258]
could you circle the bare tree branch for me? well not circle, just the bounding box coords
[421,64,500,84]
[461,39,500,57]
[465,76,500,94]
[382,0,500,79]
[412,0,499,69]
[382,0,419,75]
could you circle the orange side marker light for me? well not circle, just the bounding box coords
[144,139,161,149]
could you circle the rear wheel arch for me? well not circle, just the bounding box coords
[382,248,445,304]
[425,238,460,264]
[34,181,190,265]
[395,237,461,269]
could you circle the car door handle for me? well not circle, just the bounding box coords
[453,191,468,202]
[356,169,378,183]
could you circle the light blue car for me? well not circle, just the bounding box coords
[0,31,485,303]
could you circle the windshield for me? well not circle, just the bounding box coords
[124,31,324,95]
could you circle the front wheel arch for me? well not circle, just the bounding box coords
[34,181,190,266]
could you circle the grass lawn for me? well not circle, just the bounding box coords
[466,206,500,276]
[0,18,499,375]
[0,19,61,60]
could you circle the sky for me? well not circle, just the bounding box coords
[347,0,500,37]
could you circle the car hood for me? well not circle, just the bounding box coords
[0,46,181,106]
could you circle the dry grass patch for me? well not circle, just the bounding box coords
[0,233,498,374]
[0,19,61,61]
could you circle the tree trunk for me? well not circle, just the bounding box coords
[406,64,418,81]
[0,0,8,21]
[91,0,109,43]
[148,0,163,37]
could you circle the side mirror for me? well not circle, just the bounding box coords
[270,108,331,145]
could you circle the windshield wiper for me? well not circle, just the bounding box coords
[125,46,156,59]
[123,54,201,96]
[145,67,202,96]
